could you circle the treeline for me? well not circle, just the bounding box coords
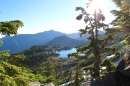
[0,20,48,86]
[53,46,72,51]
[0,43,60,85]
[20,45,59,67]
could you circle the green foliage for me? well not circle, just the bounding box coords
[0,14,53,86]
[44,59,56,77]
[0,18,30,85]
[0,20,23,35]
[111,0,130,41]
[43,59,57,84]
[84,65,99,79]
[0,52,48,86]
[0,61,33,86]
[34,74,47,83]
[0,16,48,86]
[14,75,30,86]
[69,0,117,80]
[101,58,116,72]
[0,73,17,86]
[111,0,130,53]
[112,0,121,7]
[73,63,82,86]
[125,36,130,45]
[8,53,27,66]
[21,45,59,67]
[111,9,130,33]
[0,50,10,58]
[112,0,130,14]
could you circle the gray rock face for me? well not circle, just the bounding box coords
[91,72,117,86]
[116,49,130,77]
[29,81,41,86]
[91,49,130,86]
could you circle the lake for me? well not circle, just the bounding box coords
[56,48,77,58]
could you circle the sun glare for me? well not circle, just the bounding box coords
[88,0,107,14]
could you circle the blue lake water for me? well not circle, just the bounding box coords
[56,48,77,58]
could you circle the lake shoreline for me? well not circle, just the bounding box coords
[56,48,77,58]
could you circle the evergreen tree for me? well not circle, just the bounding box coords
[0,14,45,86]
[8,53,27,66]
[74,63,81,86]
[101,58,116,73]
[44,59,56,77]
[68,0,117,79]
[67,69,73,82]
[0,61,32,86]
[44,59,57,84]
[111,0,130,45]
[0,20,23,35]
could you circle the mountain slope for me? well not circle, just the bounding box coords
[77,30,105,41]
[20,45,59,67]
[0,30,93,53]
[0,30,65,53]
[66,32,80,39]
[45,35,86,47]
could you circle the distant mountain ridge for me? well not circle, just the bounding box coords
[45,35,86,47]
[1,30,65,53]
[0,30,104,53]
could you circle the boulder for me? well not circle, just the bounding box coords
[41,82,55,86]
[116,49,130,77]
[91,72,117,86]
[91,49,130,86]
[29,81,41,86]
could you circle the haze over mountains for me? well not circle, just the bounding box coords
[0,30,104,53]
[45,35,86,47]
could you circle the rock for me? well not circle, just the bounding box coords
[43,82,55,86]
[91,72,117,86]
[91,49,130,86]
[116,49,130,77]
[115,70,130,86]
[29,81,41,86]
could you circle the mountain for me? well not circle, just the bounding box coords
[45,35,86,47]
[77,30,105,41]
[1,29,98,53]
[66,32,80,39]
[0,30,65,53]
[77,34,90,41]
[20,45,59,67]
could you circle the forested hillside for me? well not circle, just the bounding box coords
[20,45,59,67]
[0,30,65,53]
[45,35,87,47]
[0,0,130,86]
[0,20,45,86]
[0,30,90,53]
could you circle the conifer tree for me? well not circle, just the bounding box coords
[74,63,81,86]
[0,20,23,35]
[111,0,130,34]
[44,59,57,84]
[68,0,117,79]
[0,18,37,86]
[111,0,130,45]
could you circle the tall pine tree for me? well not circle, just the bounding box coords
[68,0,117,79]
[111,0,130,45]
[44,59,57,84]
[74,63,81,86]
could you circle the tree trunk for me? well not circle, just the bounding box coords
[93,45,101,79]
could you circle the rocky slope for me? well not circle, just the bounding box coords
[91,49,130,86]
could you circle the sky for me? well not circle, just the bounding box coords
[0,0,118,34]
